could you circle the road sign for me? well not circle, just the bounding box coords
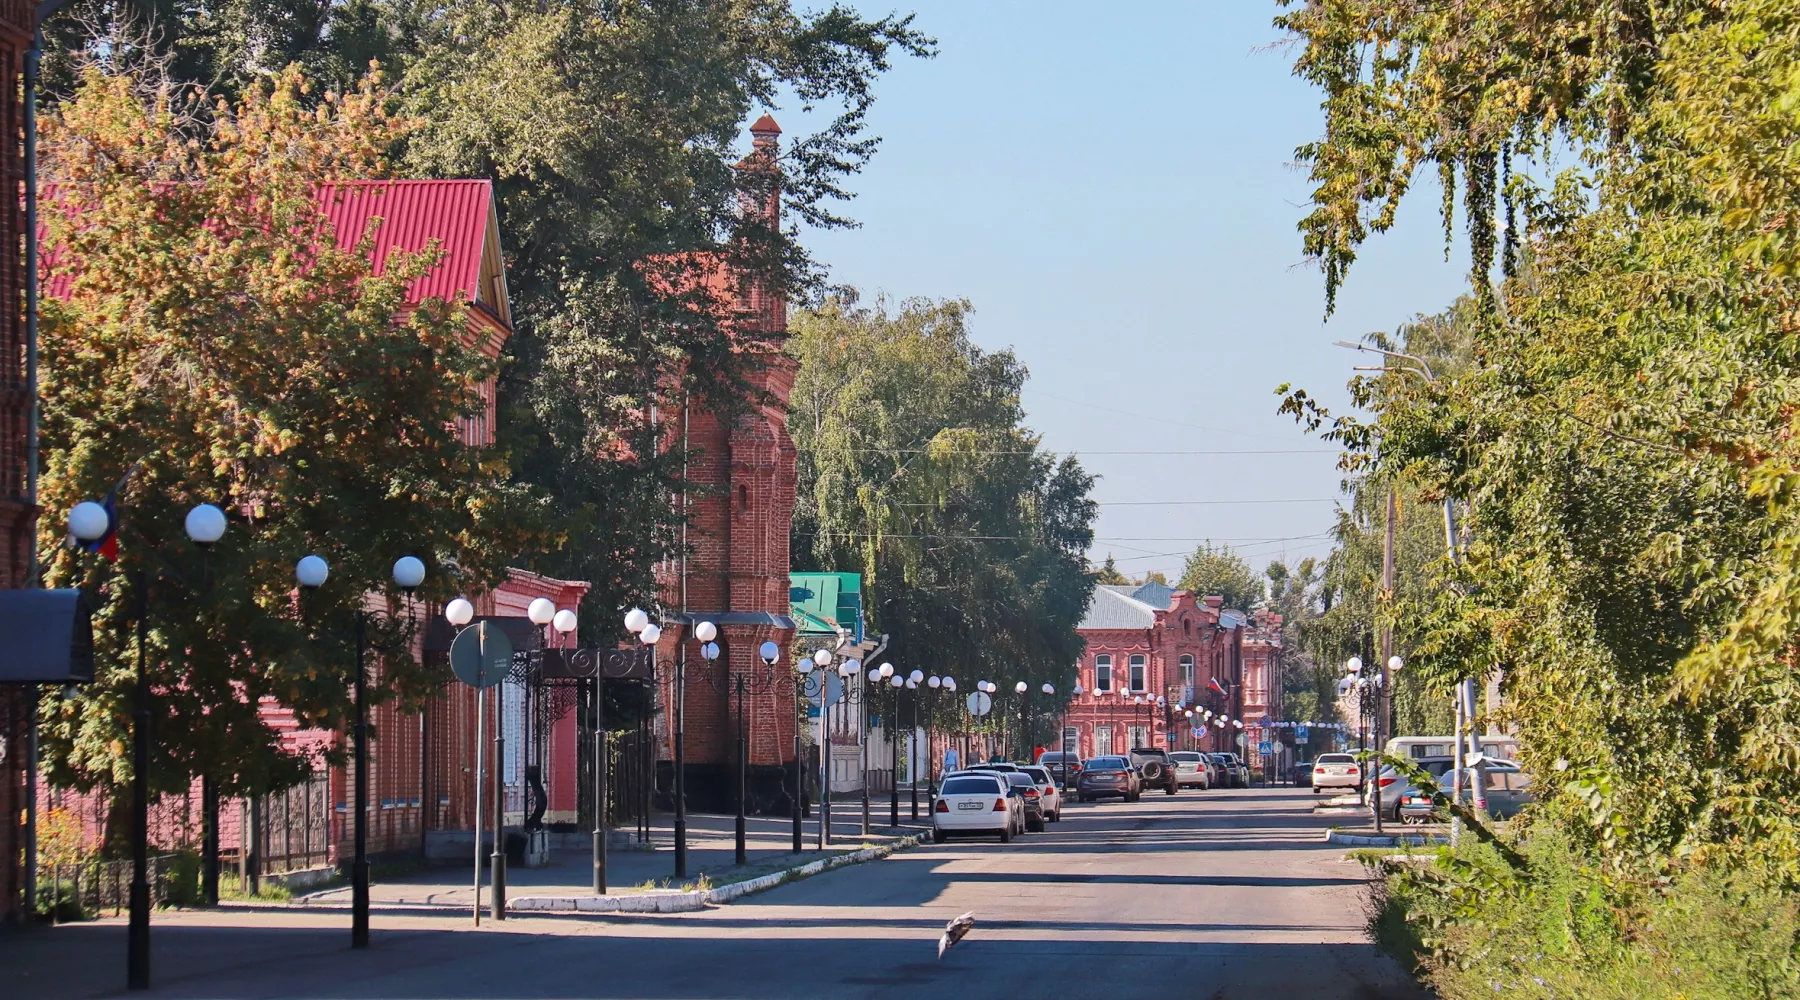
[965,691,992,716]
[1258,741,1273,755]
[1235,733,1247,748]
[449,621,512,689]
[1296,726,1310,741]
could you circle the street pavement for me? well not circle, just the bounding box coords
[2,786,1429,999]
[299,812,914,909]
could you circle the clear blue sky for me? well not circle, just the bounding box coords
[789,2,1468,583]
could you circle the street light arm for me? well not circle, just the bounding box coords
[1334,341,1437,384]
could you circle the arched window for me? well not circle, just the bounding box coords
[1180,654,1195,689]
[1129,654,1147,692]
[1095,654,1113,692]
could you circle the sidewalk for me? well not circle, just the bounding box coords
[293,810,927,911]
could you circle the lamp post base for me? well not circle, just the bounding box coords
[127,879,149,989]
[351,861,370,948]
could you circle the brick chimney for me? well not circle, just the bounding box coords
[737,114,783,333]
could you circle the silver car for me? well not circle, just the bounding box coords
[1169,751,1212,789]
[1370,755,1456,821]
[1397,760,1534,823]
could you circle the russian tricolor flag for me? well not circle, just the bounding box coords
[1208,677,1228,698]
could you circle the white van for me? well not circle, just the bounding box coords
[1386,734,1519,761]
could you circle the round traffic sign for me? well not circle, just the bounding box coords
[449,620,512,689]
[965,691,992,716]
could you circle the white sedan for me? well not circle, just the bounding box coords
[1020,764,1063,821]
[1311,752,1362,793]
[932,772,1023,843]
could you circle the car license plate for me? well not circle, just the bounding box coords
[956,801,983,810]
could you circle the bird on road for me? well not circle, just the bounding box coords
[938,912,975,959]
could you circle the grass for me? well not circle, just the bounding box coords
[1369,830,1800,999]
[218,871,293,902]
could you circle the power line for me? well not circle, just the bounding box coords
[1022,387,1313,446]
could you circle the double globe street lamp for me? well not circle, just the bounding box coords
[294,552,426,948]
[67,499,229,990]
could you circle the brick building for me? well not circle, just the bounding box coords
[645,115,801,814]
[31,179,586,874]
[1239,610,1285,756]
[1059,583,1250,759]
[1,0,37,923]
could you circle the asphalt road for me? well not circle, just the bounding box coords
[5,786,1429,999]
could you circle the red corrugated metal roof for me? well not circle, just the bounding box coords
[43,179,497,308]
[317,180,493,306]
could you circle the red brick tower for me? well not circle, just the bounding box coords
[652,114,800,813]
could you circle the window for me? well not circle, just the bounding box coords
[1129,654,1146,692]
[1129,725,1148,749]
[1095,725,1114,756]
[1180,654,1195,688]
[940,776,1003,795]
[1095,655,1113,692]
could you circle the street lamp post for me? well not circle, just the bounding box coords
[906,670,924,819]
[788,642,819,852]
[1066,682,1084,792]
[1014,681,1029,761]
[835,651,871,838]
[887,672,904,826]
[623,610,671,873]
[292,550,425,947]
[69,500,231,989]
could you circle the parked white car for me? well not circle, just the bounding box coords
[1311,752,1362,793]
[933,771,1024,843]
[1020,764,1063,821]
[1169,751,1211,789]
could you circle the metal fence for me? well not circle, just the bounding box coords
[243,771,331,877]
[572,679,655,842]
[35,853,181,922]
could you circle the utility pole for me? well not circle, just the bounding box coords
[1375,488,1396,834]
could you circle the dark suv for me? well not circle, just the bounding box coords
[1038,751,1082,786]
[1128,747,1179,796]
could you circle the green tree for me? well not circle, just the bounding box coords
[39,1,935,640]
[1277,0,1800,992]
[1093,554,1130,585]
[36,63,541,832]
[1176,542,1264,611]
[789,296,1097,713]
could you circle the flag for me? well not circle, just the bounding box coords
[80,461,142,563]
[1208,677,1228,698]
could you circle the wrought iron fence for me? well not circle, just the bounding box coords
[572,678,655,842]
[244,770,331,877]
[35,853,181,922]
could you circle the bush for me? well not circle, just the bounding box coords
[1372,831,1800,999]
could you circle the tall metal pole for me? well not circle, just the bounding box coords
[823,691,832,843]
[1374,489,1395,834]
[472,686,484,925]
[674,642,688,879]
[792,672,804,853]
[888,686,899,828]
[593,675,607,894]
[860,672,871,836]
[909,689,919,819]
[127,572,150,990]
[734,675,748,866]
[201,776,218,906]
[488,625,506,921]
[352,612,370,947]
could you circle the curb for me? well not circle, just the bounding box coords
[1325,829,1446,848]
[505,834,926,914]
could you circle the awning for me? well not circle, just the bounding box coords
[0,589,94,683]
